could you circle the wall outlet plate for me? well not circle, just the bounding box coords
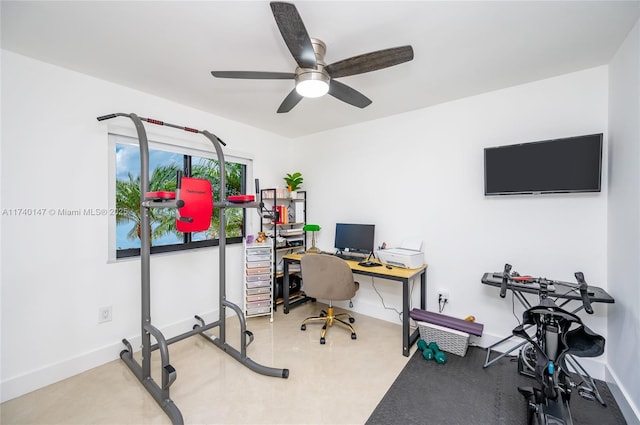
[98,306,112,323]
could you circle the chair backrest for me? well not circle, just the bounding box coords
[301,254,358,301]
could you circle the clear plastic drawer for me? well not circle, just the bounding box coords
[246,261,271,269]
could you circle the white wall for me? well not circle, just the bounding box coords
[607,19,640,424]
[294,66,610,372]
[0,50,291,401]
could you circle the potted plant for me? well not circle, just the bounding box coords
[283,172,303,198]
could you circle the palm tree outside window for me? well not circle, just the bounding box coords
[115,142,246,259]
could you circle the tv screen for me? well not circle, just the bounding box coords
[484,133,603,195]
[334,223,375,255]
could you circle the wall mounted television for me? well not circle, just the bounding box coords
[334,223,375,255]
[484,133,603,196]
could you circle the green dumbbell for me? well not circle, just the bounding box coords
[417,339,435,361]
[422,347,434,361]
[428,342,447,364]
[417,339,428,352]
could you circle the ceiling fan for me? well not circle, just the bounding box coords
[211,1,414,113]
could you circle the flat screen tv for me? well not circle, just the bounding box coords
[484,133,603,195]
[334,223,375,255]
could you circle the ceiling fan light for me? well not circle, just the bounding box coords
[296,79,329,98]
[295,69,330,98]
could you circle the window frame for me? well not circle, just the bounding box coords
[108,132,252,261]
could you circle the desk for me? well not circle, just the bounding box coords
[283,253,427,357]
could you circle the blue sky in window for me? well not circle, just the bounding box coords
[116,144,183,249]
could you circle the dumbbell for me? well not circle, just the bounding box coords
[428,342,447,364]
[417,339,435,361]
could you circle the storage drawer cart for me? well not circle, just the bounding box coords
[244,242,274,321]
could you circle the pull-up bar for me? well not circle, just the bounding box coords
[97,112,226,144]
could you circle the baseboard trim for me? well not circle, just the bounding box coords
[1,309,219,403]
[1,339,122,403]
[606,364,640,425]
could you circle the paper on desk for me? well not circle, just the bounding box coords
[400,239,423,252]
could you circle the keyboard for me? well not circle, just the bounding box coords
[335,253,364,262]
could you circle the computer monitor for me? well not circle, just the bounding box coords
[334,223,375,255]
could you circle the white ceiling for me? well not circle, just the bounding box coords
[2,1,639,138]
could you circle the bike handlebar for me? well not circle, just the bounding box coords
[499,264,595,314]
[574,272,594,314]
[500,263,511,298]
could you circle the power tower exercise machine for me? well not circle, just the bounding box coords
[97,113,288,425]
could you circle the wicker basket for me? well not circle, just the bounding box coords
[417,321,470,356]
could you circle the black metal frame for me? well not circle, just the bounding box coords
[259,188,310,311]
[97,113,288,425]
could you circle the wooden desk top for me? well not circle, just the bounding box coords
[283,253,427,279]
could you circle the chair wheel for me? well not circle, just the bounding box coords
[351,333,357,340]
[301,324,306,331]
[320,337,326,344]
[349,317,355,323]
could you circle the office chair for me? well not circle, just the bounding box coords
[300,254,359,344]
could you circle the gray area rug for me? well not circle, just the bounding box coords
[366,346,626,425]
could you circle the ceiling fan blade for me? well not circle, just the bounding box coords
[211,71,295,79]
[270,2,317,69]
[277,88,304,113]
[325,45,414,78]
[328,80,372,109]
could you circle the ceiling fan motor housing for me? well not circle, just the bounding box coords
[295,38,330,97]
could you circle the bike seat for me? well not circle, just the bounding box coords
[566,324,605,358]
[514,303,605,361]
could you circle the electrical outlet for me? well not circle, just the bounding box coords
[98,306,112,323]
[438,289,450,303]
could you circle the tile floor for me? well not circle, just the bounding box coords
[1,302,414,424]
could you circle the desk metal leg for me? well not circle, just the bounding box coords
[403,270,427,357]
[402,276,410,356]
[282,259,290,314]
[420,269,426,310]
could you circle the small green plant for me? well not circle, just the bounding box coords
[284,172,303,191]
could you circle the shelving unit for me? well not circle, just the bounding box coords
[244,241,274,321]
[260,189,311,310]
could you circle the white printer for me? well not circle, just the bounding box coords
[376,239,425,269]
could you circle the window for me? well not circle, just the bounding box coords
[113,134,248,259]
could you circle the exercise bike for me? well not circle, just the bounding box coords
[499,264,605,425]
